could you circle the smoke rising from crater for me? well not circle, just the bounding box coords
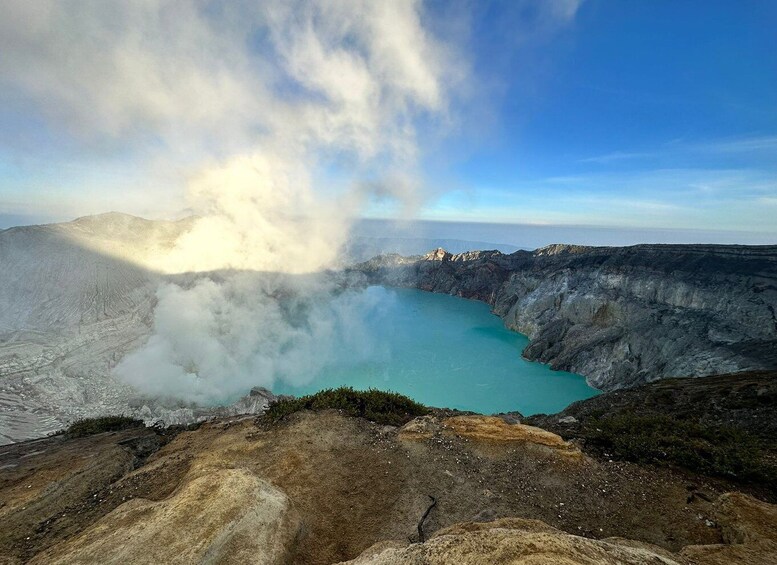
[0,1,462,402]
[1,1,458,272]
[116,277,394,404]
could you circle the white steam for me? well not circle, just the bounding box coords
[116,277,392,405]
[15,0,457,402]
[161,153,346,274]
[0,1,456,248]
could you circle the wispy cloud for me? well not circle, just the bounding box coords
[693,135,777,154]
[578,151,655,164]
[426,167,777,232]
[580,135,777,164]
[549,0,586,21]
[564,196,684,213]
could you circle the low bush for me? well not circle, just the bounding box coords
[264,387,428,426]
[64,415,145,438]
[584,412,775,486]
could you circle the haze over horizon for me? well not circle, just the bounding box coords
[1,0,776,246]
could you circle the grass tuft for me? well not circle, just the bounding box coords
[263,387,428,426]
[64,416,145,438]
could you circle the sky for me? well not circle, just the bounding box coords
[0,0,776,241]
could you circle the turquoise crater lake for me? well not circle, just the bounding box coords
[274,286,600,415]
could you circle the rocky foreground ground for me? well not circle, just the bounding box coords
[1,372,776,564]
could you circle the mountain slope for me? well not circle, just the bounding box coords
[0,213,196,443]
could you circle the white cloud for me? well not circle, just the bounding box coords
[425,167,777,232]
[580,135,777,165]
[694,135,777,154]
[578,151,654,164]
[550,0,586,21]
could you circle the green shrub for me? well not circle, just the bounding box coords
[264,387,428,426]
[584,412,775,486]
[64,416,145,438]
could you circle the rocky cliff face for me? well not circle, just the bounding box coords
[353,244,777,390]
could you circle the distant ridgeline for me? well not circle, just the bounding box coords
[343,236,523,263]
[353,244,777,390]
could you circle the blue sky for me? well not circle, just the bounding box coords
[1,1,776,240]
[418,0,777,232]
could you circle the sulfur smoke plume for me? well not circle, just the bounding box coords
[0,0,459,402]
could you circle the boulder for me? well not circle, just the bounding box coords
[339,517,684,564]
[31,468,300,565]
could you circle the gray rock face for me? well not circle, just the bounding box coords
[353,244,777,390]
[0,212,268,443]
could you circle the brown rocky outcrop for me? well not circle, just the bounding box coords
[30,469,300,565]
[341,494,777,565]
[4,410,777,564]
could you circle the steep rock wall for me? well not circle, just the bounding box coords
[353,244,777,390]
